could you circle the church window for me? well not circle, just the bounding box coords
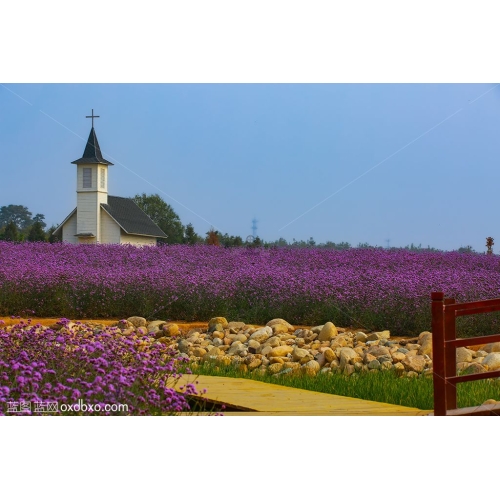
[100,168,106,189]
[83,168,92,188]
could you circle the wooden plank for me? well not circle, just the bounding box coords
[169,375,429,416]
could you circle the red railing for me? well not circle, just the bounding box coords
[431,292,500,416]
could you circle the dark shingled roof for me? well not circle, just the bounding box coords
[71,127,113,165]
[101,196,167,238]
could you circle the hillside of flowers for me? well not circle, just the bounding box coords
[2,241,500,336]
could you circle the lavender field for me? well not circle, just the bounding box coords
[2,242,500,336]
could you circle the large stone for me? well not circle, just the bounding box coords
[402,354,426,373]
[482,352,500,371]
[202,347,224,362]
[147,320,167,333]
[208,317,228,332]
[367,345,391,358]
[249,327,272,343]
[227,321,246,330]
[324,348,336,363]
[226,333,248,343]
[266,318,294,332]
[248,339,261,354]
[318,322,338,341]
[192,347,207,358]
[366,330,390,341]
[269,345,294,358]
[461,363,488,375]
[301,360,321,375]
[177,339,190,354]
[268,363,284,374]
[418,332,433,357]
[483,342,500,353]
[292,347,309,362]
[127,316,147,328]
[161,323,180,337]
[227,341,247,356]
[271,323,291,334]
[456,347,474,364]
[263,336,281,348]
[355,331,368,343]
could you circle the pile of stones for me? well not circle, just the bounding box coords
[119,316,500,379]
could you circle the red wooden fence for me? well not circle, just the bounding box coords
[431,292,500,415]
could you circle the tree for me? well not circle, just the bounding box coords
[206,228,220,246]
[33,213,47,229]
[27,221,47,242]
[0,205,34,230]
[3,221,19,241]
[183,223,203,244]
[132,193,185,244]
[46,224,61,243]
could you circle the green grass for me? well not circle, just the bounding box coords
[189,363,500,411]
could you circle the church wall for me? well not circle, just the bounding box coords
[100,210,121,244]
[62,212,78,244]
[120,232,157,246]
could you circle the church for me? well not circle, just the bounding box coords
[53,112,167,245]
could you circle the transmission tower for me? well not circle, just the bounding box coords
[252,218,258,238]
[385,238,391,249]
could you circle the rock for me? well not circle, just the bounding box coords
[393,362,405,374]
[192,347,207,358]
[367,345,391,358]
[271,323,291,334]
[147,320,166,333]
[269,345,294,358]
[263,336,281,348]
[483,342,500,353]
[368,359,381,370]
[227,321,246,330]
[355,332,368,343]
[324,348,336,363]
[268,357,285,364]
[247,358,262,370]
[212,338,223,347]
[202,347,224,362]
[315,352,327,367]
[299,354,314,365]
[136,327,148,336]
[343,364,355,376]
[177,339,190,354]
[391,351,406,363]
[482,352,500,371]
[461,363,488,375]
[208,317,228,332]
[248,339,261,354]
[162,323,180,337]
[249,327,272,343]
[301,360,321,375]
[292,347,309,361]
[367,330,390,341]
[402,354,426,373]
[456,347,474,363]
[266,318,294,331]
[418,332,433,356]
[227,342,247,356]
[483,399,497,405]
[318,322,338,341]
[127,316,147,328]
[381,361,393,370]
[268,363,284,374]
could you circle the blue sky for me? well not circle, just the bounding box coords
[1,83,499,251]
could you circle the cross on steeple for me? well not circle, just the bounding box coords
[86,109,100,128]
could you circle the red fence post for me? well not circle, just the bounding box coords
[444,298,457,411]
[431,292,446,416]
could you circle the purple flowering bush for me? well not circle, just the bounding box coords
[1,242,500,336]
[0,318,200,415]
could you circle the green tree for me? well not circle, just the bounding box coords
[132,193,185,244]
[183,223,203,244]
[0,205,34,230]
[27,221,47,242]
[33,213,47,229]
[3,221,19,241]
[46,224,61,243]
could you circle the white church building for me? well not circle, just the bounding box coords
[53,113,167,245]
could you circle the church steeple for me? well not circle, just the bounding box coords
[71,127,113,165]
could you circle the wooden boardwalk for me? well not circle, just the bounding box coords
[171,375,431,416]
